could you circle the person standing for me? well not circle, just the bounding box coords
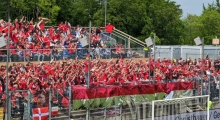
[105,23,115,37]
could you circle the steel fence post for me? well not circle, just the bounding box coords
[24,50,26,62]
[27,91,30,120]
[120,105,122,120]
[86,108,90,120]
[68,86,71,120]
[104,107,106,120]
[8,92,11,120]
[49,89,52,120]
[219,75,220,108]
[50,49,52,61]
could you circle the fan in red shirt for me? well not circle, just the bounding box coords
[105,23,115,37]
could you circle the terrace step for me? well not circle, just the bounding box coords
[51,116,70,120]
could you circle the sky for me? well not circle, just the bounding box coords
[171,0,216,18]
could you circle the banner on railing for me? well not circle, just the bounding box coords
[144,109,220,120]
[51,106,58,117]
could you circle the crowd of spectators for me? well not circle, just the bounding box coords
[0,17,127,62]
[1,16,220,118]
[0,55,219,118]
[0,56,219,99]
[0,16,126,119]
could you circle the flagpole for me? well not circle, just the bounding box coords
[104,0,107,26]
[153,33,156,84]
[6,0,10,119]
[153,33,156,100]
[201,37,204,96]
[86,20,91,120]
[88,20,91,89]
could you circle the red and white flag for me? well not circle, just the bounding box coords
[51,106,58,117]
[32,107,49,120]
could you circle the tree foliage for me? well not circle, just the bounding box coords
[181,0,220,45]
[182,14,202,45]
[1,0,220,45]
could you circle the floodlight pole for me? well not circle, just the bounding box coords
[201,37,204,96]
[6,0,10,120]
[148,45,151,82]
[153,33,156,84]
[104,0,107,26]
[86,20,91,120]
[88,20,91,89]
[153,33,156,101]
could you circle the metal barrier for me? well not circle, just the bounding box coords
[0,48,145,62]
[8,90,31,120]
[49,87,71,120]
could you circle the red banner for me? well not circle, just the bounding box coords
[72,82,193,100]
[51,106,58,117]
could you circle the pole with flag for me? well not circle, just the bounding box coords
[153,33,156,84]
[201,37,204,96]
[88,20,91,89]
[104,0,107,26]
[86,20,91,120]
[6,0,10,119]
[194,36,204,96]
[145,37,153,82]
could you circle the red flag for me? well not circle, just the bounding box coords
[51,106,58,117]
[61,97,69,108]
[32,107,49,120]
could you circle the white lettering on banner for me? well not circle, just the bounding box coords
[143,109,220,120]
[52,106,58,111]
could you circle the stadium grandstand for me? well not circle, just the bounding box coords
[0,16,219,120]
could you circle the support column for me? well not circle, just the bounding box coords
[128,37,131,49]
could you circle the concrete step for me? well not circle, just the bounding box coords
[51,116,70,120]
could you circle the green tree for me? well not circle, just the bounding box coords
[142,0,184,45]
[199,10,220,44]
[37,0,61,24]
[182,14,202,45]
[56,0,74,23]
[0,0,8,20]
[203,0,220,13]
[150,32,161,45]
[93,0,150,36]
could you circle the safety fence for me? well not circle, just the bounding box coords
[8,90,31,120]
[3,46,220,63]
[48,87,71,120]
[0,48,145,62]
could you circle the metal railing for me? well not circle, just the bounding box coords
[44,26,145,48]
[0,48,145,62]
[100,32,117,46]
[8,90,31,120]
[48,87,71,120]
[113,29,146,47]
